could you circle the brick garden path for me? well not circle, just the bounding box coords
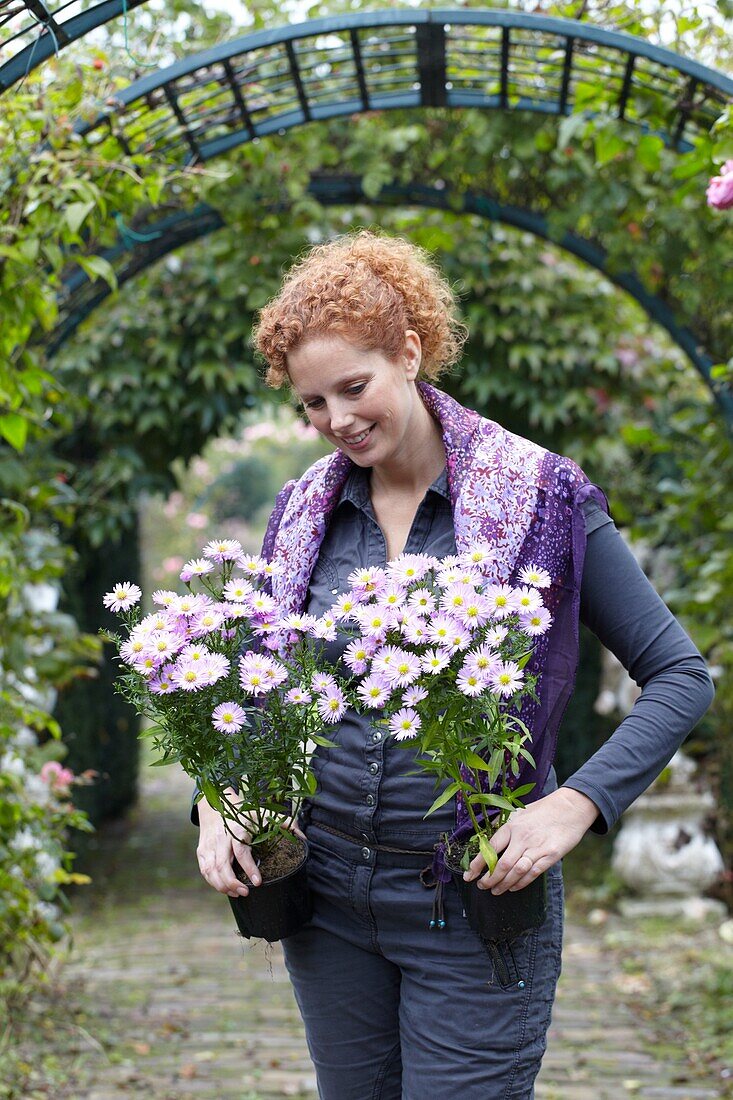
[59,764,723,1100]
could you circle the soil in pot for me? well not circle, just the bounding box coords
[445,841,547,942]
[229,833,312,943]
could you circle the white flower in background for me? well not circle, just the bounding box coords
[35,850,60,879]
[0,752,26,779]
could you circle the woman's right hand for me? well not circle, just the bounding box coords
[196,788,261,898]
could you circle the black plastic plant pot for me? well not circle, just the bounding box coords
[447,859,547,941]
[228,837,312,943]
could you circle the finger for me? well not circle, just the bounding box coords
[232,841,261,888]
[508,856,551,892]
[479,851,534,892]
[463,852,487,881]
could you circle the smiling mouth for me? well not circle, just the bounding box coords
[341,425,375,446]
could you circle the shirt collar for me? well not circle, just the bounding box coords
[337,463,450,510]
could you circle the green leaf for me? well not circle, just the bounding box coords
[200,778,222,812]
[76,254,118,290]
[0,414,28,451]
[478,834,498,874]
[594,130,626,167]
[636,134,663,174]
[310,734,339,748]
[468,793,516,811]
[463,749,492,772]
[64,201,96,235]
[424,780,462,817]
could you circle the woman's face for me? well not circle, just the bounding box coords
[286,331,423,472]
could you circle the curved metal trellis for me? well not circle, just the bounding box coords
[0,0,153,90]
[69,9,733,163]
[49,174,733,426]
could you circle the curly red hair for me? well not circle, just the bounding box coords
[253,229,467,388]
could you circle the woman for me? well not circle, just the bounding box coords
[195,230,715,1099]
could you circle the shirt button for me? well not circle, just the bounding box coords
[366,794,375,806]
[369,762,379,775]
[361,846,371,860]
[331,588,338,595]
[372,731,382,742]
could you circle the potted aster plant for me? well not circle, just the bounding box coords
[334,548,553,941]
[102,538,351,942]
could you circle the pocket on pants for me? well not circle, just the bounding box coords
[481,929,539,991]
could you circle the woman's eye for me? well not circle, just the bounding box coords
[305,398,324,410]
[347,384,366,396]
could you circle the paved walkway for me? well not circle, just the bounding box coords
[58,765,723,1099]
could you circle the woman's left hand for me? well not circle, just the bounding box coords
[464,787,601,894]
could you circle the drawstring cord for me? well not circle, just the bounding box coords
[420,863,446,930]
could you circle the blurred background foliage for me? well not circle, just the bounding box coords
[1,0,732,1002]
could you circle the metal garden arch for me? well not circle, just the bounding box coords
[2,6,732,420]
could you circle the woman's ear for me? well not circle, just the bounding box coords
[403,329,422,381]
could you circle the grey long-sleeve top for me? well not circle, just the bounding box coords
[191,465,715,835]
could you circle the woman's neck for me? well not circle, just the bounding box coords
[369,404,446,499]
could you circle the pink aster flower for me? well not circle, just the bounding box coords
[312,671,337,694]
[421,648,450,675]
[171,662,209,692]
[202,538,242,562]
[212,702,247,734]
[372,644,403,678]
[489,660,525,698]
[357,674,391,709]
[456,669,486,697]
[354,605,393,638]
[347,566,388,599]
[384,650,422,689]
[402,684,428,706]
[317,686,347,724]
[149,672,175,695]
[103,582,142,613]
[171,593,211,617]
[180,558,214,582]
[387,553,434,584]
[408,587,436,615]
[518,564,551,589]
[463,645,500,679]
[522,606,554,636]
[285,686,312,705]
[403,616,429,645]
[223,577,254,603]
[343,639,371,675]
[262,659,288,689]
[332,593,358,620]
[389,707,422,741]
[707,160,733,210]
[460,542,496,573]
[120,637,146,664]
[249,591,276,617]
[513,586,543,615]
[200,653,230,685]
[444,623,473,653]
[484,584,519,619]
[312,614,337,641]
[485,625,508,647]
[427,613,461,648]
[151,589,178,607]
[239,666,275,696]
[189,609,226,638]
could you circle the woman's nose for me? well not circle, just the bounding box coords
[329,404,355,433]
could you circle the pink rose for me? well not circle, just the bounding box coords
[706,160,733,210]
[40,760,75,792]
